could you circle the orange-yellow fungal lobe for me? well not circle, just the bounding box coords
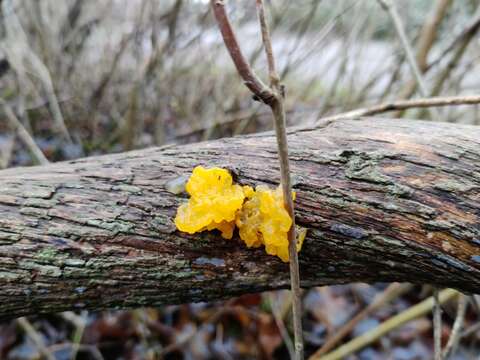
[174,166,245,239]
[236,185,302,262]
[174,167,306,261]
[205,220,235,240]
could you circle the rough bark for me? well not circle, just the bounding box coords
[0,118,480,320]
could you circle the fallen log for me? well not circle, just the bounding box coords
[0,117,479,319]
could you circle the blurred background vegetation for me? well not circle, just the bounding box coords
[0,0,480,359]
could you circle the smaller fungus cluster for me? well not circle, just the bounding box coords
[174,166,305,262]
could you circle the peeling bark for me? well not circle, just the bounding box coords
[0,118,480,319]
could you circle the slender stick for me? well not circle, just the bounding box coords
[442,295,468,359]
[377,0,442,121]
[17,317,56,360]
[433,289,442,360]
[177,94,480,138]
[255,1,302,357]
[210,0,274,104]
[255,0,279,88]
[320,94,480,122]
[211,1,303,357]
[0,99,49,165]
[393,0,451,116]
[311,283,413,358]
[1,0,72,143]
[271,97,303,359]
[269,293,296,359]
[312,289,459,360]
[415,0,452,71]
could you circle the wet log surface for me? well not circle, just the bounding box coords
[0,117,479,319]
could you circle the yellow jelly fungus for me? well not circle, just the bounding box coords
[174,167,306,261]
[174,166,245,239]
[236,185,302,262]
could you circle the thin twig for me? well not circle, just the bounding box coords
[211,1,303,357]
[47,343,104,360]
[255,2,303,358]
[0,99,49,165]
[460,317,480,339]
[310,283,413,358]
[312,289,459,360]
[1,0,72,143]
[17,317,56,360]
[62,311,88,360]
[393,0,451,116]
[319,94,480,122]
[427,11,480,100]
[255,0,279,88]
[415,0,452,71]
[397,3,479,117]
[427,5,480,71]
[433,289,442,360]
[210,0,274,104]
[377,0,442,121]
[442,294,468,359]
[269,292,295,359]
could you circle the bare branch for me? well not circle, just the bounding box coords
[311,283,413,358]
[255,0,279,88]
[442,295,468,359]
[433,289,442,360]
[17,317,55,360]
[210,0,274,104]
[393,0,451,114]
[312,290,460,360]
[377,0,442,121]
[0,99,49,165]
[212,1,303,357]
[320,94,480,122]
[416,0,452,71]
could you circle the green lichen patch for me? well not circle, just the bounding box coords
[20,207,50,218]
[0,231,20,244]
[36,247,59,262]
[64,259,86,267]
[150,215,176,233]
[85,258,117,269]
[23,198,58,208]
[0,271,23,282]
[112,184,142,194]
[23,186,56,199]
[18,261,62,277]
[434,180,475,193]
[86,219,134,234]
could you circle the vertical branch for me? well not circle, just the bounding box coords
[211,0,303,358]
[442,295,468,359]
[0,99,49,165]
[393,0,451,116]
[1,0,72,143]
[255,0,279,88]
[210,1,273,103]
[311,283,414,358]
[313,290,459,360]
[377,0,442,121]
[415,0,452,71]
[17,317,55,360]
[433,289,442,360]
[254,2,303,357]
[270,97,303,360]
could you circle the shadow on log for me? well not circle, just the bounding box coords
[0,117,479,319]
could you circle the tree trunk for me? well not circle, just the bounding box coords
[0,118,479,319]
